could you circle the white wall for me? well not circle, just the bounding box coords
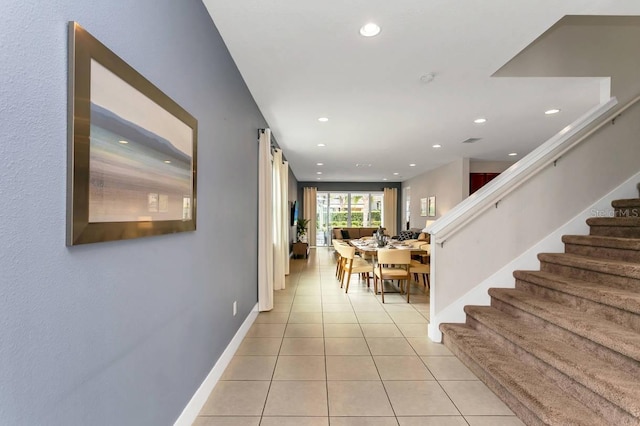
[429,98,640,340]
[495,16,640,106]
[470,160,515,173]
[403,158,470,228]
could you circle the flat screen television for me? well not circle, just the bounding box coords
[290,201,299,226]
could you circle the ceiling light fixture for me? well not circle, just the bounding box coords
[118,140,129,144]
[508,152,518,156]
[382,178,388,181]
[474,118,487,124]
[409,163,416,167]
[359,22,381,37]
[164,160,172,164]
[545,108,561,115]
[393,172,399,176]
[317,172,323,175]
[316,162,324,166]
[318,117,329,122]
[432,144,442,148]
[317,143,326,147]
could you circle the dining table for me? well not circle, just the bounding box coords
[347,238,429,298]
[348,238,429,258]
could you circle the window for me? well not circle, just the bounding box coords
[315,191,384,246]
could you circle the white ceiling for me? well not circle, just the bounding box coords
[202,0,640,183]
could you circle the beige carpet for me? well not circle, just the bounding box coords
[440,193,640,426]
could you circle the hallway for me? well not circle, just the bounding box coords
[194,248,523,425]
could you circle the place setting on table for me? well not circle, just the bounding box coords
[350,235,416,253]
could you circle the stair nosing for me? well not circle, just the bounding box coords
[586,217,640,226]
[611,198,640,208]
[537,252,640,280]
[514,270,640,315]
[562,234,640,251]
[464,305,640,416]
[441,323,608,426]
[488,288,640,362]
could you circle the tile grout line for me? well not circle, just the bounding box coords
[317,252,332,424]
[201,246,519,424]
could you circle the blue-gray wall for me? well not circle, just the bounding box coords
[0,1,265,424]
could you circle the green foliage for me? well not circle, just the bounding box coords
[329,211,381,228]
[296,218,310,235]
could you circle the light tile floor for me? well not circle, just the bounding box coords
[194,247,524,426]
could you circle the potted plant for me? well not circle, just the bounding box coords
[296,218,310,243]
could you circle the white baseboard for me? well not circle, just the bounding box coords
[173,303,259,426]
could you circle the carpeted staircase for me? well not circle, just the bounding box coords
[440,189,640,426]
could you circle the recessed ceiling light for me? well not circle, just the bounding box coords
[316,162,324,166]
[164,160,172,164]
[317,143,326,147]
[318,117,329,122]
[545,108,561,115]
[508,152,518,156]
[382,178,388,181]
[409,163,416,167]
[118,140,129,144]
[432,144,442,148]
[317,171,323,175]
[474,118,487,124]
[317,177,322,180]
[359,22,381,37]
[393,172,399,176]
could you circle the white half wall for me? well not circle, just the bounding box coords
[428,99,640,341]
[428,172,640,341]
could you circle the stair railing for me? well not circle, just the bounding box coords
[425,96,640,246]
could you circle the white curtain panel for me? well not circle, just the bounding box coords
[280,158,290,276]
[303,187,317,247]
[258,129,274,311]
[383,187,398,237]
[272,149,289,290]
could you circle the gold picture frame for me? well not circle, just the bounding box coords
[67,22,198,245]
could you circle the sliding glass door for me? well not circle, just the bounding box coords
[315,191,383,246]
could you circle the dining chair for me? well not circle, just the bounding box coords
[410,261,430,289]
[374,249,411,303]
[338,245,372,293]
[333,239,349,280]
[409,243,430,289]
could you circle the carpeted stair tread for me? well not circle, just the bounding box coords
[441,323,608,426]
[465,305,640,417]
[587,217,640,227]
[562,234,640,251]
[488,288,640,362]
[538,252,640,280]
[514,270,640,315]
[612,198,640,209]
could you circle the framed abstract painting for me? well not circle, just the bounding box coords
[420,198,427,217]
[427,196,436,217]
[67,22,197,245]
